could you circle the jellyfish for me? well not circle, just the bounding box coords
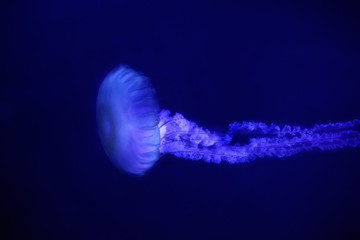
[96,65,360,175]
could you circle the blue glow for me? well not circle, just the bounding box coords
[97,66,360,175]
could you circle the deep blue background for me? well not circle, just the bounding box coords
[1,0,360,239]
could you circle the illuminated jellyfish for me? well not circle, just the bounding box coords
[96,65,360,175]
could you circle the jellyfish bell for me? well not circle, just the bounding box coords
[96,65,161,175]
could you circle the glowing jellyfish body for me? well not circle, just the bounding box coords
[96,66,160,175]
[96,66,360,175]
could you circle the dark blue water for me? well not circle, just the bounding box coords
[1,1,360,239]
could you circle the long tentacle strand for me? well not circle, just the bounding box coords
[159,110,360,164]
